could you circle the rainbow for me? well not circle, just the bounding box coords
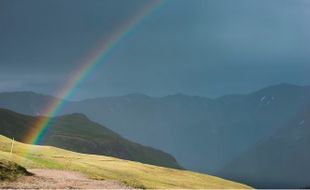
[23,0,165,145]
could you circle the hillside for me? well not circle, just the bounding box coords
[1,83,310,175]
[219,106,310,188]
[0,135,251,189]
[0,108,181,169]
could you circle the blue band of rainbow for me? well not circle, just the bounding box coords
[23,0,166,145]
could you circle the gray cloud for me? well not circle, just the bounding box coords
[0,0,310,99]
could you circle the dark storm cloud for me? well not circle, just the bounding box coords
[0,0,150,71]
[0,0,310,99]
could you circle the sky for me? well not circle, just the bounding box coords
[0,0,310,100]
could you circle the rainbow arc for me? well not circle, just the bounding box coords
[23,0,165,145]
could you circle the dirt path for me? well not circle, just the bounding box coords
[0,169,130,189]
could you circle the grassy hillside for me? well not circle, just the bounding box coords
[0,108,181,169]
[0,135,251,189]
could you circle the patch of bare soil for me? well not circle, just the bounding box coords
[0,169,130,189]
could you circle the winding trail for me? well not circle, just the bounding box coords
[0,169,129,189]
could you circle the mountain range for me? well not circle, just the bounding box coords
[219,103,310,188]
[0,83,309,188]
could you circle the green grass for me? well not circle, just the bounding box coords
[0,135,251,189]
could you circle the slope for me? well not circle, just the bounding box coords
[0,135,251,189]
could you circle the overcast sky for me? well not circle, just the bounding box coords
[0,0,310,100]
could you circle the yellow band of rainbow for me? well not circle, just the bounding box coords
[23,0,166,145]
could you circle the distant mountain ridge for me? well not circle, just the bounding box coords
[0,108,181,169]
[1,83,310,188]
[0,91,63,116]
[219,104,310,188]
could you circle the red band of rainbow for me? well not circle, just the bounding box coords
[23,0,166,145]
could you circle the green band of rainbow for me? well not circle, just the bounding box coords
[23,0,165,145]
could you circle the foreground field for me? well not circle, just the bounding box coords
[0,135,251,189]
[0,169,128,189]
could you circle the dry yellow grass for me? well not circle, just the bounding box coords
[0,135,251,189]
